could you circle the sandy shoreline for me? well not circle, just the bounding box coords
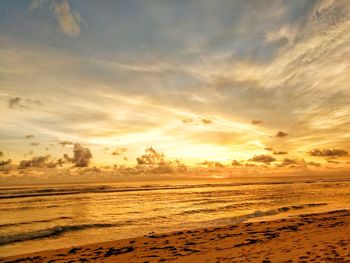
[1,210,350,262]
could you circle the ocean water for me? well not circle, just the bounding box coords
[1,175,350,257]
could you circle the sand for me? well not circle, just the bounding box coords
[1,210,350,262]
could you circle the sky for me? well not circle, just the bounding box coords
[0,0,350,180]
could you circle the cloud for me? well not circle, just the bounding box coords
[309,148,348,157]
[327,159,340,164]
[25,135,35,139]
[197,160,225,168]
[52,0,81,37]
[275,131,288,138]
[134,147,187,174]
[136,147,165,165]
[0,159,11,166]
[60,153,74,165]
[264,147,273,151]
[8,97,42,109]
[307,161,321,167]
[182,118,193,123]
[30,0,49,10]
[279,158,299,166]
[19,155,51,169]
[72,143,93,167]
[30,142,40,146]
[33,143,93,168]
[276,158,321,169]
[8,97,21,108]
[58,141,74,147]
[249,154,276,164]
[251,120,263,125]
[111,147,128,156]
[201,118,213,124]
[0,159,12,173]
[0,151,3,158]
[265,25,297,44]
[273,151,288,155]
[231,160,242,166]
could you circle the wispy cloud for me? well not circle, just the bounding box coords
[52,0,81,37]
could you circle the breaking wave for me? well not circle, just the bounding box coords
[201,203,328,226]
[0,216,72,228]
[0,223,120,246]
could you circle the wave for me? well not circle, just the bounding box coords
[0,214,170,246]
[0,223,120,246]
[177,202,327,216]
[201,203,328,226]
[177,204,242,215]
[0,216,72,228]
[1,177,350,200]
[0,205,61,212]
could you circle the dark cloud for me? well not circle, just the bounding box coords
[182,118,193,123]
[273,151,288,155]
[8,97,21,108]
[25,135,35,139]
[73,143,93,167]
[264,147,273,151]
[231,160,242,166]
[30,142,40,146]
[8,97,42,109]
[251,120,263,125]
[0,159,12,173]
[135,147,187,174]
[201,118,213,124]
[136,147,165,165]
[54,144,93,167]
[111,147,128,156]
[19,155,51,169]
[249,154,276,164]
[58,153,74,165]
[309,149,348,157]
[307,161,321,167]
[0,159,11,166]
[0,151,3,157]
[197,160,225,168]
[279,158,299,166]
[327,159,340,164]
[58,141,74,147]
[276,131,288,138]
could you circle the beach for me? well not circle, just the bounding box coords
[1,209,350,262]
[2,0,350,261]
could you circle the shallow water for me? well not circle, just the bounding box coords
[1,175,350,257]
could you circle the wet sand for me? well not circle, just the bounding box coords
[1,210,350,262]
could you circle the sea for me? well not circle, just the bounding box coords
[1,175,350,257]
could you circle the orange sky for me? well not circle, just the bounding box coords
[0,0,350,180]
